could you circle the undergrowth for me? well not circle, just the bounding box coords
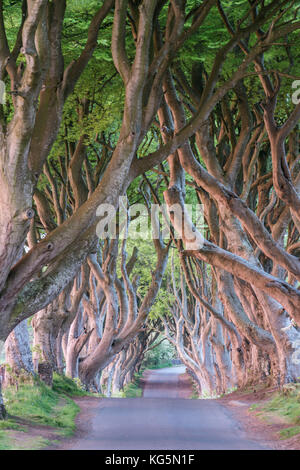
[251,383,300,440]
[112,372,143,398]
[122,373,143,398]
[144,361,174,370]
[0,373,88,449]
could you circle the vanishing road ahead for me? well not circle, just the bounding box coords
[61,366,270,450]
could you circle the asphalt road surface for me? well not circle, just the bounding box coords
[63,366,270,450]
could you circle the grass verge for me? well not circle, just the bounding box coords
[0,373,88,450]
[112,372,143,398]
[250,383,300,440]
[122,373,143,398]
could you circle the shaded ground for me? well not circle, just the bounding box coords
[51,367,273,450]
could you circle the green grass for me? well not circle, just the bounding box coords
[122,378,143,398]
[111,372,143,398]
[0,373,88,449]
[0,419,26,431]
[0,430,12,450]
[4,377,80,434]
[52,373,87,397]
[4,388,79,437]
[279,426,300,440]
[250,386,300,440]
[52,373,102,398]
[189,378,199,399]
[249,403,260,411]
[262,392,300,425]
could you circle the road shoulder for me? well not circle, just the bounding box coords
[218,386,300,450]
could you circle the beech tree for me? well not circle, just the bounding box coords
[1,0,296,339]
[1,0,300,417]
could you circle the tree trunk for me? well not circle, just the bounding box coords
[0,381,6,420]
[112,350,126,394]
[5,320,34,374]
[105,361,116,397]
[4,320,34,388]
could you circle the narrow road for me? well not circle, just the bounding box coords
[60,367,270,450]
[142,366,187,398]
